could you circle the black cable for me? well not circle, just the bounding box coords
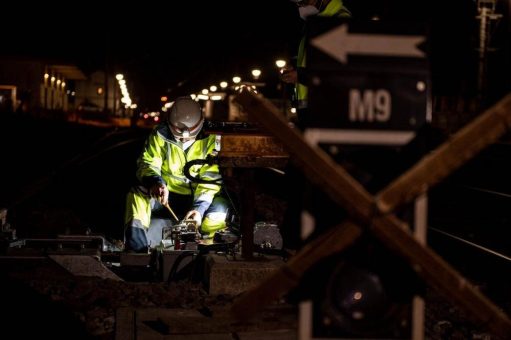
[183,156,223,185]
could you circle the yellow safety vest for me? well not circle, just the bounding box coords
[296,0,351,108]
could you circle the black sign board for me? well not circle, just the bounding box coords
[300,18,430,340]
[306,18,430,145]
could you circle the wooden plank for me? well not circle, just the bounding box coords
[116,306,296,339]
[218,135,289,168]
[49,255,123,281]
[231,220,362,320]
[231,89,511,338]
[376,93,511,213]
[219,135,288,156]
[115,307,136,340]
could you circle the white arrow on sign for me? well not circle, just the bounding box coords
[311,24,425,64]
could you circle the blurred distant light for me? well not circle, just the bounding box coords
[251,69,261,80]
[71,91,76,96]
[161,96,168,102]
[130,104,137,109]
[164,102,172,108]
[44,73,49,80]
[119,79,126,86]
[61,82,66,88]
[154,116,160,122]
[190,94,197,100]
[97,87,103,95]
[56,79,61,86]
[232,76,241,84]
[197,94,209,100]
[209,85,217,92]
[220,81,228,89]
[416,81,426,92]
[235,84,257,94]
[143,113,149,119]
[51,76,56,83]
[210,95,222,101]
[275,59,287,68]
[201,89,209,95]
[116,74,124,80]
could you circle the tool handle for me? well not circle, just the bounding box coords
[164,203,179,222]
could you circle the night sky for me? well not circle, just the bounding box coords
[3,1,302,108]
[3,0,503,108]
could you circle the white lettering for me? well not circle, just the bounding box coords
[349,89,391,122]
[375,89,391,122]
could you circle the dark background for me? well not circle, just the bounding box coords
[4,0,506,108]
[1,3,511,336]
[1,0,511,266]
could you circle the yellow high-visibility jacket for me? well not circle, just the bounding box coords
[136,123,222,215]
[296,0,351,108]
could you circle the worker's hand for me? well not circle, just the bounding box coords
[150,183,169,206]
[185,210,202,227]
[279,66,297,84]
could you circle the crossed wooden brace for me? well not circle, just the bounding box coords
[230,90,511,338]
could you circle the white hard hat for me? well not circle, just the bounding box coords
[168,96,204,139]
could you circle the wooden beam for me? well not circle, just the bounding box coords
[231,220,362,320]
[233,91,376,226]
[231,89,511,338]
[376,93,511,213]
[371,214,511,333]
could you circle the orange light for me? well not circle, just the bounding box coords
[160,96,168,102]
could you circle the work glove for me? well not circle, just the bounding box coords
[185,210,202,228]
[150,183,169,206]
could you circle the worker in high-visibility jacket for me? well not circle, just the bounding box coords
[281,0,351,129]
[279,0,351,251]
[124,96,229,252]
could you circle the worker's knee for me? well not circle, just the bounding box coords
[201,212,227,237]
[124,225,149,253]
